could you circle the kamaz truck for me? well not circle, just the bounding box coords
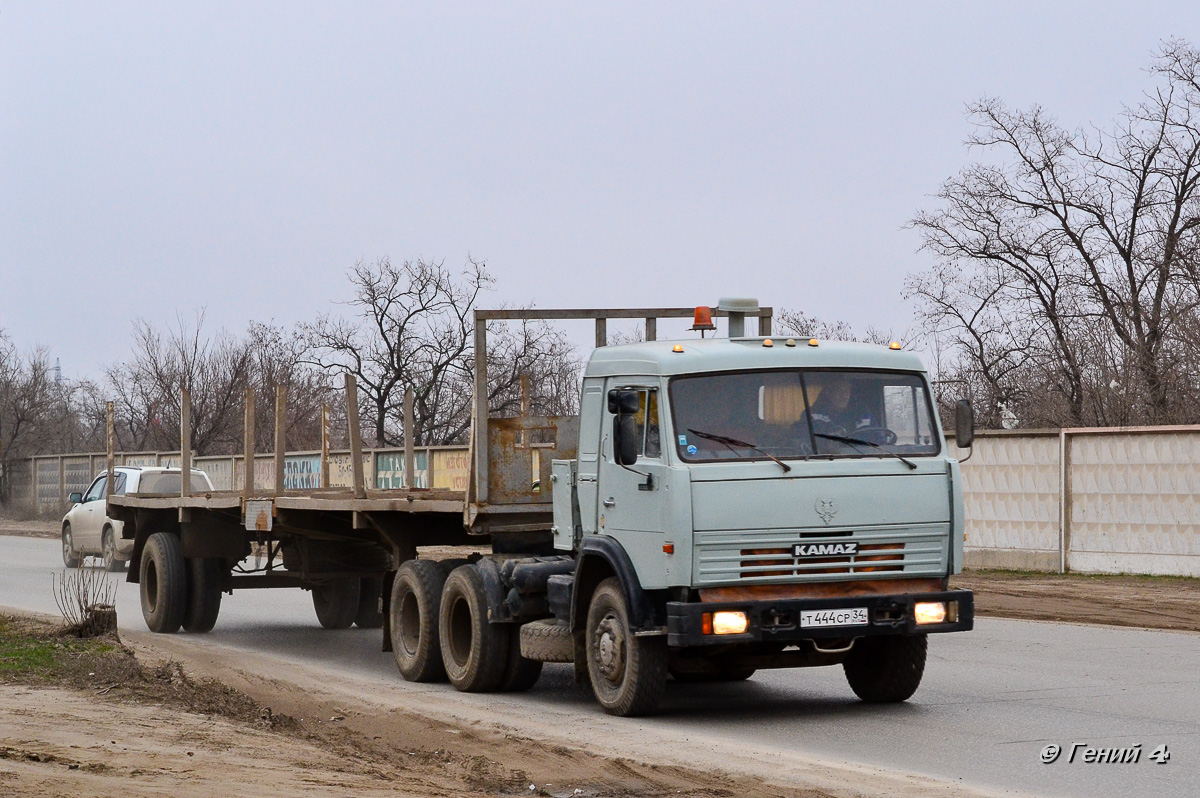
[108,300,974,716]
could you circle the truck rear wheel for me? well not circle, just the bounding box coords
[585,577,667,717]
[498,624,543,692]
[438,564,508,692]
[390,560,448,682]
[355,576,384,628]
[312,578,361,629]
[140,532,187,634]
[182,557,223,633]
[843,634,927,703]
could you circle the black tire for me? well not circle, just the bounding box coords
[519,619,574,663]
[498,624,543,692]
[102,528,126,573]
[585,577,667,717]
[355,576,385,628]
[843,634,927,703]
[438,564,509,692]
[61,524,81,568]
[390,560,449,682]
[312,578,361,629]
[182,557,223,633]
[140,532,187,634]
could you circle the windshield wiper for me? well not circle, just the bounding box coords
[686,428,791,473]
[813,433,917,470]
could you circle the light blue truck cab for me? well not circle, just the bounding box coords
[547,334,973,714]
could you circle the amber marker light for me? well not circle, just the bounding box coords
[672,344,684,353]
[762,338,774,347]
[914,602,947,625]
[889,341,902,350]
[808,338,819,347]
[662,543,675,554]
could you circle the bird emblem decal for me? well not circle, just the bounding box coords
[814,498,838,525]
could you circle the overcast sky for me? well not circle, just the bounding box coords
[3,2,1198,380]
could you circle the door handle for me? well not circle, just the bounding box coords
[602,498,616,507]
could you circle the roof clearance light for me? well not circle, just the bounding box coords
[785,339,796,347]
[672,344,685,353]
[889,341,902,350]
[762,338,774,347]
[808,338,819,347]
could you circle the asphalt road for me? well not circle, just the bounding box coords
[3,534,1197,798]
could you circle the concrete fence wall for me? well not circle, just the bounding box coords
[3,446,471,517]
[9,427,1200,577]
[953,427,1200,577]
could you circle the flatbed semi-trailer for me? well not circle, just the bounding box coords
[106,301,975,716]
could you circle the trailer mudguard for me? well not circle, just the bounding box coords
[570,535,663,634]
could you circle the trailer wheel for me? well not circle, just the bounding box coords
[140,532,187,634]
[102,528,126,572]
[61,523,81,568]
[843,634,927,703]
[585,577,667,717]
[355,576,384,628]
[182,557,223,633]
[498,624,543,692]
[312,578,361,629]
[438,564,508,692]
[390,560,449,682]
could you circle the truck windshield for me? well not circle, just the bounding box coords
[670,369,941,463]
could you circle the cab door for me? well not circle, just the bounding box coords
[597,381,672,588]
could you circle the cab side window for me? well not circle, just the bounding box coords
[627,389,661,459]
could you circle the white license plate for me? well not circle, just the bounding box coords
[800,607,869,628]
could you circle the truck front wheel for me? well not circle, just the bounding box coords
[585,577,667,717]
[843,634,927,703]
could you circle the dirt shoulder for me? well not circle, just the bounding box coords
[954,569,1200,633]
[0,519,58,540]
[1,612,838,798]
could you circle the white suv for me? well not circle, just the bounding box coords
[62,467,215,571]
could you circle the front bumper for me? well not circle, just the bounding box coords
[666,589,973,647]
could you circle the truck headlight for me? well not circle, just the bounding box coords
[914,602,946,625]
[711,611,749,635]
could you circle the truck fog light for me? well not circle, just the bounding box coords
[711,611,749,635]
[914,602,946,625]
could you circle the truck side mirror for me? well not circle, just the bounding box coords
[955,399,975,449]
[609,389,640,466]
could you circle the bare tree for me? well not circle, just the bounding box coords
[775,309,908,347]
[909,39,1200,427]
[302,257,580,447]
[101,314,332,456]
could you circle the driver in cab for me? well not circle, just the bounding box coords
[807,375,874,436]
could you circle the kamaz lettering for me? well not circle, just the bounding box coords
[792,542,859,557]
